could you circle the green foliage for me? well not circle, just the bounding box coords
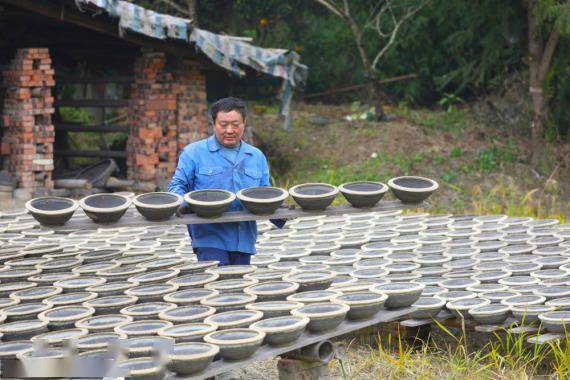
[475,142,519,172]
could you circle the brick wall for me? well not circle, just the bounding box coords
[128,50,208,190]
[1,48,55,196]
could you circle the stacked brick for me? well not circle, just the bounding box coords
[1,48,55,195]
[127,50,180,188]
[176,59,208,150]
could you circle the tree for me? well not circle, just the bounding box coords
[526,0,569,162]
[313,0,428,120]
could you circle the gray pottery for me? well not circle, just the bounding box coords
[244,281,299,301]
[167,272,219,289]
[204,310,263,330]
[372,283,424,308]
[546,297,570,311]
[38,305,95,329]
[25,197,78,226]
[115,320,173,337]
[173,260,219,275]
[0,319,48,341]
[410,297,445,319]
[533,286,570,300]
[291,302,349,332]
[288,183,338,210]
[31,328,88,347]
[469,304,511,325]
[79,194,132,223]
[283,271,335,292]
[126,284,178,302]
[250,316,309,346]
[121,302,176,321]
[236,187,289,215]
[165,342,219,375]
[117,357,164,380]
[538,311,570,333]
[479,291,521,303]
[164,289,219,305]
[184,189,236,218]
[159,305,216,323]
[43,292,98,307]
[205,278,258,294]
[338,181,388,208]
[206,265,257,280]
[512,305,555,324]
[11,285,62,303]
[287,290,341,304]
[200,293,257,313]
[158,322,217,343]
[76,314,133,333]
[133,192,182,221]
[446,298,491,318]
[87,281,138,297]
[84,295,139,314]
[3,302,50,321]
[129,268,180,285]
[204,328,265,361]
[246,301,304,319]
[332,291,388,320]
[75,331,126,351]
[387,176,438,203]
[500,295,546,307]
[120,336,173,358]
[0,340,34,358]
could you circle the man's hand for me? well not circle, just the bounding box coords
[176,205,191,218]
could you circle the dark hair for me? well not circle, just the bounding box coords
[209,97,247,123]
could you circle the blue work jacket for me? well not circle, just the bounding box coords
[168,136,274,254]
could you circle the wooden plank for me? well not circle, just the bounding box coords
[54,99,129,108]
[527,333,564,345]
[54,150,126,159]
[54,123,130,133]
[507,326,539,335]
[55,75,133,84]
[166,306,414,380]
[51,201,428,231]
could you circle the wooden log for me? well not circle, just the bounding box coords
[55,76,133,84]
[105,177,135,189]
[54,150,127,159]
[54,99,129,108]
[54,179,91,189]
[54,123,130,133]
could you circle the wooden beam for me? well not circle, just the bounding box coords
[55,76,133,84]
[54,149,126,158]
[54,123,130,133]
[54,99,129,107]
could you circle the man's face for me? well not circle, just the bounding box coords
[213,110,245,148]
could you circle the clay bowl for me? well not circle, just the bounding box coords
[158,322,217,343]
[291,302,349,332]
[31,328,88,347]
[410,297,446,319]
[164,289,219,306]
[87,281,139,297]
[206,265,257,280]
[250,315,309,346]
[3,303,51,321]
[205,278,258,294]
[236,187,289,215]
[84,295,139,314]
[244,269,288,282]
[121,302,176,321]
[246,301,304,319]
[283,271,335,292]
[372,283,425,308]
[538,311,570,333]
[533,286,570,301]
[38,305,95,330]
[115,320,173,337]
[200,293,257,313]
[387,176,438,203]
[331,291,388,320]
[184,189,236,218]
[204,310,263,330]
[165,342,219,376]
[79,194,132,223]
[129,268,180,285]
[513,302,555,325]
[25,197,79,226]
[126,284,178,302]
[501,295,546,308]
[287,290,341,304]
[0,340,34,359]
[546,297,570,311]
[440,278,481,291]
[75,331,126,351]
[338,181,388,208]
[244,281,299,301]
[120,335,173,358]
[10,285,62,303]
[204,328,265,361]
[133,192,182,221]
[159,305,216,324]
[168,273,219,289]
[54,277,106,293]
[446,298,491,318]
[117,357,164,379]
[469,304,511,325]
[288,183,339,210]
[0,319,49,341]
[76,314,133,333]
[173,260,219,275]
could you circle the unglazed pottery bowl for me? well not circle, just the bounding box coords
[291,302,349,332]
[469,304,511,325]
[410,297,445,319]
[184,189,236,218]
[250,315,309,346]
[372,283,425,308]
[338,181,388,208]
[204,328,265,361]
[538,311,570,333]
[165,342,219,375]
[332,291,388,320]
[387,176,439,203]
[25,197,79,226]
[236,187,289,215]
[288,183,339,210]
[79,194,132,223]
[133,192,183,221]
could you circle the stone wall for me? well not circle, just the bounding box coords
[1,48,55,196]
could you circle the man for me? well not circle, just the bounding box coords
[168,97,284,266]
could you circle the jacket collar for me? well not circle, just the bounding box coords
[207,135,254,155]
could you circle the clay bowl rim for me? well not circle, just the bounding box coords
[200,293,258,307]
[0,319,49,334]
[511,305,554,313]
[331,291,388,306]
[38,305,95,323]
[83,294,139,308]
[411,296,446,309]
[117,357,163,377]
[30,328,89,344]
[183,189,236,207]
[75,314,133,330]
[538,311,570,323]
[372,282,426,295]
[236,186,289,204]
[203,327,265,346]
[288,183,339,199]
[469,304,511,315]
[338,181,388,196]
[250,315,310,333]
[500,295,547,307]
[79,194,132,214]
[291,302,350,319]
[166,341,220,361]
[446,298,490,311]
[244,281,300,296]
[205,278,259,292]
[387,176,439,193]
[25,197,79,216]
[282,270,336,284]
[163,289,220,304]
[287,289,342,303]
[0,340,34,357]
[246,301,304,313]
[204,310,264,328]
[133,192,183,209]
[114,319,174,336]
[158,305,216,322]
[158,322,217,339]
[546,298,570,308]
